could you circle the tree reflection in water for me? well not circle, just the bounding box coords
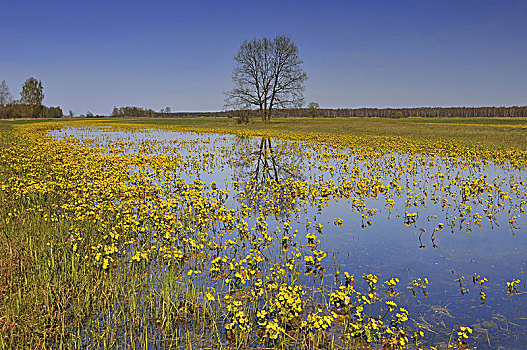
[231,136,306,217]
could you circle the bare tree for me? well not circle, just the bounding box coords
[230,136,306,216]
[225,35,307,122]
[0,80,12,106]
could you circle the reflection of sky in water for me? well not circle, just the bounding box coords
[50,126,527,348]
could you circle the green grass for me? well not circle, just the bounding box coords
[100,117,527,150]
[3,116,526,150]
[0,127,108,349]
[0,116,525,349]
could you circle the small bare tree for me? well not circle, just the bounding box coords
[0,80,12,106]
[225,35,307,122]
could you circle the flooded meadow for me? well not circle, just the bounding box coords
[2,121,526,349]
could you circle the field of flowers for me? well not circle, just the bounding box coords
[0,119,526,349]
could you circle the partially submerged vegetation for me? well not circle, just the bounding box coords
[0,118,525,349]
[97,117,527,151]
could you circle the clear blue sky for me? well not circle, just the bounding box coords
[1,0,526,115]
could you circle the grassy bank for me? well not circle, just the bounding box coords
[4,116,526,150]
[103,116,527,150]
[0,124,111,349]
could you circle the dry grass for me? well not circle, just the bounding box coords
[36,116,526,150]
[3,116,527,150]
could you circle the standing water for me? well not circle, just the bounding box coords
[48,125,526,349]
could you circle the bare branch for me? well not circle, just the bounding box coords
[225,35,307,122]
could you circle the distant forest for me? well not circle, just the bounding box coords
[111,106,157,118]
[226,106,527,119]
[108,106,527,119]
[2,105,527,119]
[0,104,63,119]
[0,77,63,119]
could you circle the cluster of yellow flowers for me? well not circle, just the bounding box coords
[2,119,525,348]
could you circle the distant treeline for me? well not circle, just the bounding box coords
[0,77,63,118]
[0,103,63,119]
[111,107,215,118]
[225,106,527,119]
[112,106,157,118]
[107,106,527,119]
